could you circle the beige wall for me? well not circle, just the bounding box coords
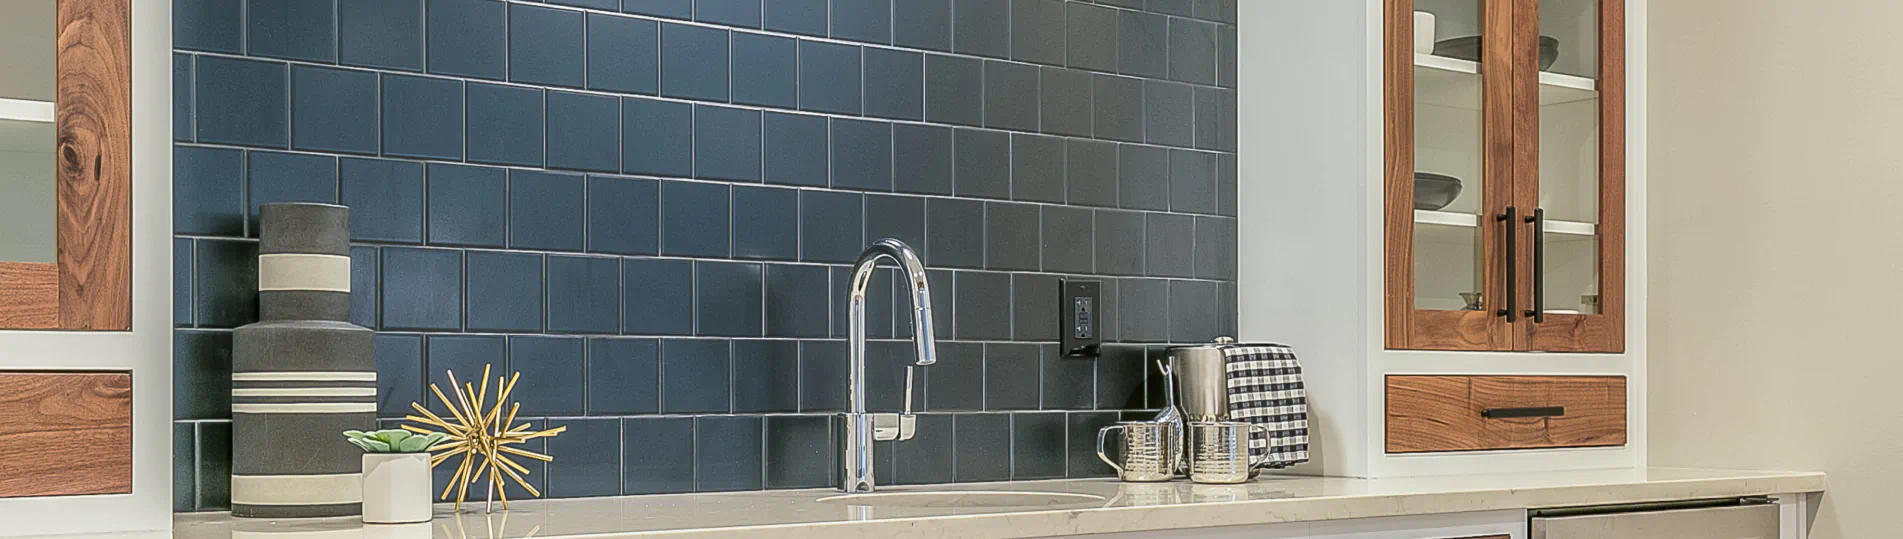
[1648,2,1903,538]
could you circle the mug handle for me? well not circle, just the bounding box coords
[1247,424,1273,469]
[1096,425,1126,475]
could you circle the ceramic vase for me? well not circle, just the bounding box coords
[362,453,433,524]
[231,203,376,518]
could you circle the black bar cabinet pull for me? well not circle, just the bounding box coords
[1525,208,1545,323]
[1497,207,1517,322]
[1482,406,1565,419]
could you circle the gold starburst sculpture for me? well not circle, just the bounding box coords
[403,364,567,513]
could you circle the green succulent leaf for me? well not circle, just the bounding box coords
[346,438,376,452]
[377,430,413,444]
[397,436,430,452]
[362,438,393,452]
[343,430,367,439]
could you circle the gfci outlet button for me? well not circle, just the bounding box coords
[1060,279,1101,357]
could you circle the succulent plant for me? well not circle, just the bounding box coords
[344,429,446,453]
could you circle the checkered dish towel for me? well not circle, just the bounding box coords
[1222,343,1310,469]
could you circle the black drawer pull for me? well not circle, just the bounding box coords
[1482,406,1565,419]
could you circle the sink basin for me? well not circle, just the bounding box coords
[817,491,1107,509]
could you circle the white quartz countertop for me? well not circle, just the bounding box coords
[170,467,1824,539]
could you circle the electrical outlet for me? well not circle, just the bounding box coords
[1061,279,1102,357]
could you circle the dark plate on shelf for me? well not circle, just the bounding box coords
[1414,172,1462,211]
[1434,36,1560,71]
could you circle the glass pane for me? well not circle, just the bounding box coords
[0,0,58,263]
[1539,0,1601,313]
[1412,0,1487,311]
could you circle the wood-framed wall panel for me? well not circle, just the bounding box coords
[0,0,133,331]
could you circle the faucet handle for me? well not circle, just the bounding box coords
[870,413,919,442]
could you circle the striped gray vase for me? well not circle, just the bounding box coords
[231,203,376,518]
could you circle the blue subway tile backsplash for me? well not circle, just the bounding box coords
[173,0,1236,510]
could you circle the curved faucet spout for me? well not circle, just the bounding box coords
[842,238,938,493]
[851,238,938,367]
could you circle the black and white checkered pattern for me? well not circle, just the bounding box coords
[1222,343,1310,469]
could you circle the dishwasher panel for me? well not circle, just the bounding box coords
[1531,502,1779,539]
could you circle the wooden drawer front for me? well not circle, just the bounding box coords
[0,372,132,498]
[1386,375,1626,454]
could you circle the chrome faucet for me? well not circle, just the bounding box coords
[840,238,938,493]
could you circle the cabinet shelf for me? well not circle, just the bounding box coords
[1415,209,1596,244]
[1414,54,1599,109]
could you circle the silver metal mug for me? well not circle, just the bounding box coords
[1187,421,1270,484]
[1096,422,1176,482]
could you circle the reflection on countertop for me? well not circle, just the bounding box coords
[170,467,1824,539]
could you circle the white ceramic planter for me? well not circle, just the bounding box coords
[362,453,432,524]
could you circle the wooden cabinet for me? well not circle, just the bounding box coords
[1387,375,1626,453]
[1383,0,1625,353]
[0,371,132,498]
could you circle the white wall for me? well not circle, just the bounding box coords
[1648,2,1903,538]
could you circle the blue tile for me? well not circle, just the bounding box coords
[1170,149,1218,214]
[1118,10,1167,78]
[1168,17,1217,85]
[798,341,847,412]
[661,339,730,413]
[1011,0,1066,65]
[291,67,377,155]
[1168,279,1219,342]
[1012,412,1068,479]
[1094,340,1146,409]
[893,0,952,51]
[548,417,621,497]
[764,264,827,338]
[174,146,245,236]
[174,55,193,141]
[1011,134,1066,203]
[952,0,1009,58]
[549,0,616,9]
[1038,341,1091,408]
[196,422,232,509]
[831,0,891,43]
[983,61,1039,131]
[893,414,953,484]
[924,54,981,126]
[176,0,243,53]
[798,41,861,115]
[1067,140,1118,207]
[427,0,507,80]
[621,97,693,176]
[1093,73,1145,142]
[508,336,586,415]
[587,338,659,414]
[1066,2,1117,72]
[588,14,659,95]
[624,417,694,494]
[1145,80,1193,147]
[764,112,827,187]
[798,190,863,263]
[954,414,1012,481]
[765,415,833,488]
[425,164,506,247]
[174,422,195,511]
[1118,278,1167,342]
[696,261,763,337]
[660,23,730,101]
[380,248,463,331]
[695,106,762,182]
[175,240,195,326]
[509,170,587,251]
[350,246,379,327]
[247,151,338,232]
[696,0,761,27]
[952,128,1009,199]
[985,202,1040,271]
[548,255,621,334]
[893,124,952,195]
[924,343,982,411]
[660,181,731,257]
[623,0,692,18]
[374,334,424,417]
[1150,0,1192,16]
[733,340,799,413]
[1118,144,1169,210]
[731,33,798,108]
[865,194,925,256]
[339,158,423,243]
[196,57,287,148]
[733,186,797,260]
[695,416,764,492]
[763,0,826,36]
[1041,67,1093,137]
[424,335,505,413]
[831,119,891,191]
[174,331,232,419]
[339,0,422,71]
[1095,209,1145,275]
[623,258,694,335]
[467,83,546,166]
[510,4,586,87]
[863,48,922,120]
[247,0,335,62]
[194,240,257,328]
[952,272,1011,340]
[925,198,983,269]
[547,91,620,173]
[381,74,464,160]
[984,343,1040,410]
[465,251,544,332]
[1145,213,1194,278]
[586,176,660,255]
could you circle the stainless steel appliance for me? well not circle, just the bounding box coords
[1095,422,1176,482]
[839,238,938,493]
[1168,339,1234,422]
[1530,498,1780,538]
